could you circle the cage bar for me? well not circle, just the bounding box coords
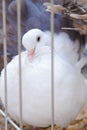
[0,110,21,130]
[50,0,55,130]
[17,0,23,130]
[2,0,8,129]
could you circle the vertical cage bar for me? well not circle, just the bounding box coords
[50,0,54,130]
[17,0,23,130]
[2,0,8,130]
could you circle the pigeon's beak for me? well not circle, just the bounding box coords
[28,48,35,61]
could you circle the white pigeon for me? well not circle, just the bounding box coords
[0,28,87,130]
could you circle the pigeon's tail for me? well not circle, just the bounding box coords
[76,57,87,71]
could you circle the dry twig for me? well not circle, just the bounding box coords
[44,1,87,34]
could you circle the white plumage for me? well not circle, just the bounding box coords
[0,29,87,129]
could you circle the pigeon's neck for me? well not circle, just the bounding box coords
[35,45,51,57]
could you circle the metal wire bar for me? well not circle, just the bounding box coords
[50,0,54,130]
[17,1,23,130]
[0,109,21,130]
[2,0,8,130]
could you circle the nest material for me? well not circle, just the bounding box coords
[44,0,87,35]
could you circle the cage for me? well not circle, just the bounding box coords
[0,0,87,130]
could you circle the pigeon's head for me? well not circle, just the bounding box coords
[22,28,44,50]
[22,28,50,60]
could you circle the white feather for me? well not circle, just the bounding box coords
[0,29,87,128]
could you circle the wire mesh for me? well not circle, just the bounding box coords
[0,0,55,130]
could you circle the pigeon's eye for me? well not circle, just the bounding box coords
[37,36,40,42]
